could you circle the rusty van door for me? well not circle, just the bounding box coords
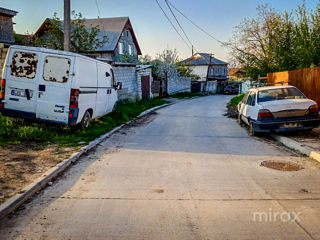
[36,55,74,124]
[5,49,39,117]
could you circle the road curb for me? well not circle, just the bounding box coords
[0,103,171,220]
[271,134,320,163]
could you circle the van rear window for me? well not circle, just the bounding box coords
[10,51,38,79]
[43,56,71,83]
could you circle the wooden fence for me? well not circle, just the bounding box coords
[267,67,320,106]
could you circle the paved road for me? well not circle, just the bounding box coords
[1,95,320,240]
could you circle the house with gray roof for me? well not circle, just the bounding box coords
[181,53,228,93]
[34,17,141,62]
[181,53,228,82]
[0,7,18,45]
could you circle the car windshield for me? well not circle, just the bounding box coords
[258,87,306,103]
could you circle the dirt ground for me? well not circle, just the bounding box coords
[0,143,78,204]
[0,113,158,206]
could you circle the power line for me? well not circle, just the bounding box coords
[167,0,227,46]
[155,0,191,50]
[164,0,198,53]
[94,0,101,18]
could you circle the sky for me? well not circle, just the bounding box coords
[1,0,319,62]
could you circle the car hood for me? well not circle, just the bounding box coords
[259,99,316,112]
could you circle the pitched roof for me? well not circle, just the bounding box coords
[228,68,246,76]
[82,17,129,32]
[34,17,141,54]
[82,17,141,55]
[0,7,18,17]
[181,53,228,66]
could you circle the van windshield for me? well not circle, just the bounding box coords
[258,87,306,103]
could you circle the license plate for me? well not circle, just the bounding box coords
[283,122,299,128]
[11,89,33,98]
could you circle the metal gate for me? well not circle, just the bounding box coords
[141,76,150,99]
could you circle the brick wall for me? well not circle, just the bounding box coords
[168,76,191,95]
[0,44,8,77]
[113,66,139,101]
[0,15,15,44]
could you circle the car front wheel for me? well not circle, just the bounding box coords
[238,114,244,127]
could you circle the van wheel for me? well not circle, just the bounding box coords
[81,111,91,128]
[112,102,117,112]
[238,114,244,127]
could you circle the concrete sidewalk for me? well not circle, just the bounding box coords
[272,128,320,163]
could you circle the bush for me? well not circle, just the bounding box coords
[229,94,245,107]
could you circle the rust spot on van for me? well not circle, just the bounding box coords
[10,51,38,79]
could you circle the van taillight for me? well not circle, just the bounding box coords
[0,79,6,99]
[258,109,274,119]
[70,89,79,108]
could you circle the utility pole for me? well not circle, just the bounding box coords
[192,45,194,56]
[205,54,213,93]
[64,0,71,51]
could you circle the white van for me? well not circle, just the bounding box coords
[0,45,120,127]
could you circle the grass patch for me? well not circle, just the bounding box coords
[229,94,245,107]
[0,98,169,147]
[226,94,245,118]
[169,92,204,99]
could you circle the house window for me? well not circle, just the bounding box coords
[128,45,132,55]
[119,42,123,54]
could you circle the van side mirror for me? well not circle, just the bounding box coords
[115,82,122,90]
[106,72,110,77]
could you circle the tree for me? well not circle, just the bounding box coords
[229,2,320,78]
[155,48,179,79]
[176,62,200,81]
[119,51,138,64]
[35,11,107,53]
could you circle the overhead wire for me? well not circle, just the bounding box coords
[167,0,228,46]
[155,0,192,50]
[94,0,101,18]
[166,0,255,58]
[164,0,199,54]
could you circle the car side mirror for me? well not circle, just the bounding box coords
[106,72,111,77]
[115,82,122,90]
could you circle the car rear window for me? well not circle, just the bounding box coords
[43,56,71,83]
[258,87,306,103]
[10,51,38,79]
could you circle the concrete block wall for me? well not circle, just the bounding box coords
[136,67,153,99]
[0,44,8,78]
[113,66,139,101]
[168,76,191,95]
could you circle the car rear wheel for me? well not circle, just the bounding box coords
[80,111,91,128]
[249,122,257,136]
